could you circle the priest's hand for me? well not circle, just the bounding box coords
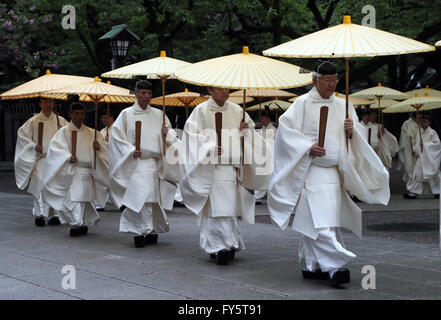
[57,124,62,129]
[240,120,249,131]
[35,144,43,153]
[133,150,142,158]
[309,144,326,157]
[93,141,100,151]
[344,118,353,138]
[69,155,78,163]
[162,127,169,136]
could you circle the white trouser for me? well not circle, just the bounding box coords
[254,190,267,200]
[120,203,169,236]
[33,193,54,219]
[199,212,245,254]
[58,202,100,227]
[299,227,356,272]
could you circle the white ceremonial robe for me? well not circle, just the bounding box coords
[100,124,113,143]
[109,102,180,236]
[255,122,276,200]
[406,127,441,195]
[14,112,68,218]
[99,124,114,204]
[268,87,389,272]
[179,97,271,254]
[398,117,419,183]
[364,122,399,170]
[42,122,109,226]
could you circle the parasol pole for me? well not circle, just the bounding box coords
[377,96,382,139]
[185,103,189,120]
[415,104,423,153]
[241,89,247,168]
[161,76,169,155]
[345,57,350,152]
[94,101,98,169]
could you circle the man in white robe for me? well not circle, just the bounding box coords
[100,111,114,143]
[406,115,440,198]
[268,61,389,288]
[109,80,180,248]
[14,97,68,227]
[255,108,276,204]
[368,112,399,170]
[399,113,420,198]
[42,102,109,237]
[179,87,271,265]
[96,110,115,210]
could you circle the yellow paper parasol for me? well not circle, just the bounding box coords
[150,88,208,119]
[228,96,254,105]
[382,93,441,114]
[369,99,399,109]
[406,85,441,98]
[263,15,435,149]
[230,88,296,115]
[246,99,291,111]
[102,50,191,153]
[202,95,255,105]
[334,92,373,106]
[0,70,93,100]
[351,83,409,124]
[246,98,291,126]
[43,77,135,167]
[175,46,312,167]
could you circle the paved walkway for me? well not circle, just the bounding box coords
[0,191,439,300]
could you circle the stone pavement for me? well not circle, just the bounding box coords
[0,190,440,300]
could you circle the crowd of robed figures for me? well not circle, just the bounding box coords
[14,61,441,289]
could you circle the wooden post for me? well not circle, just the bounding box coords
[318,106,329,148]
[37,122,44,152]
[135,121,142,152]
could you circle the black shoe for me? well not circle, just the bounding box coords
[35,217,45,227]
[209,253,216,260]
[255,200,262,205]
[434,194,440,199]
[134,235,146,248]
[403,192,417,199]
[145,233,158,244]
[96,206,105,212]
[70,226,81,237]
[229,249,236,260]
[302,269,329,280]
[119,205,126,213]
[329,268,350,288]
[350,195,361,202]
[47,216,61,226]
[79,225,88,236]
[173,201,185,207]
[215,249,230,265]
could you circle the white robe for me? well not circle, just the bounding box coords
[42,122,109,226]
[109,102,180,235]
[179,97,272,253]
[398,117,419,183]
[362,122,399,170]
[255,122,276,200]
[100,124,113,142]
[14,112,68,218]
[268,87,389,271]
[406,127,441,195]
